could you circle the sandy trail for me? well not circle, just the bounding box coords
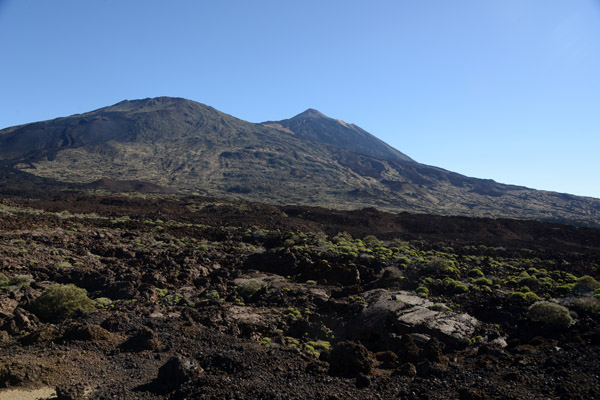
[0,387,56,400]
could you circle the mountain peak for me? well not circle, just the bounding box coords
[100,96,201,113]
[292,108,329,119]
[266,108,415,163]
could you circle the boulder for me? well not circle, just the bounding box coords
[120,326,162,352]
[328,341,373,377]
[156,356,202,388]
[347,289,480,348]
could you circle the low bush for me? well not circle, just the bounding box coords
[425,257,460,278]
[468,268,484,278]
[236,279,266,301]
[28,284,95,322]
[380,267,403,283]
[474,277,493,287]
[556,284,574,295]
[8,274,34,287]
[94,297,113,309]
[511,291,539,301]
[572,275,600,294]
[573,297,600,313]
[527,301,572,328]
[416,285,429,298]
[442,277,469,294]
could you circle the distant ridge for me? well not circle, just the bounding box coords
[1,96,599,227]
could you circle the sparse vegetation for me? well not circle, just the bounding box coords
[28,284,95,322]
[0,193,599,398]
[572,275,600,294]
[236,279,266,301]
[7,273,34,288]
[527,301,573,328]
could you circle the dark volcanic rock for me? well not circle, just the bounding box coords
[56,383,91,400]
[62,322,114,342]
[1,307,39,335]
[120,326,162,352]
[328,341,374,377]
[156,356,202,388]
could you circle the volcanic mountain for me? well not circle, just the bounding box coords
[1,96,599,226]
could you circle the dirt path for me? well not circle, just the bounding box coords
[0,387,56,400]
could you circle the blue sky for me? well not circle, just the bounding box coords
[1,1,599,198]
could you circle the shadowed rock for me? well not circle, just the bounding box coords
[156,356,202,388]
[328,341,373,377]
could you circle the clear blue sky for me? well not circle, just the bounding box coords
[1,1,599,198]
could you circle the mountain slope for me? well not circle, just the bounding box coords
[263,108,413,162]
[1,96,599,226]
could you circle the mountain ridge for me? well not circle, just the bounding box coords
[1,96,599,227]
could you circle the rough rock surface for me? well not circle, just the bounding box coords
[349,289,480,347]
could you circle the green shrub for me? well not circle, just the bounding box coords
[527,301,572,328]
[556,284,574,295]
[205,290,221,301]
[572,275,600,294]
[573,297,600,313]
[563,273,577,283]
[518,275,539,288]
[428,303,451,312]
[259,337,272,346]
[425,257,459,277]
[236,279,266,301]
[468,268,484,278]
[56,261,73,268]
[511,292,527,300]
[416,285,429,298]
[28,284,95,322]
[380,266,403,283]
[523,291,539,300]
[363,235,381,246]
[8,274,34,288]
[395,256,411,266]
[511,291,539,301]
[307,340,331,351]
[505,278,519,286]
[94,297,113,309]
[285,307,301,318]
[442,277,469,294]
[474,277,493,287]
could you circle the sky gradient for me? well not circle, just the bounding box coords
[1,1,599,198]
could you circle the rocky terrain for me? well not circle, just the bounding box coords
[0,193,599,399]
[1,96,600,227]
